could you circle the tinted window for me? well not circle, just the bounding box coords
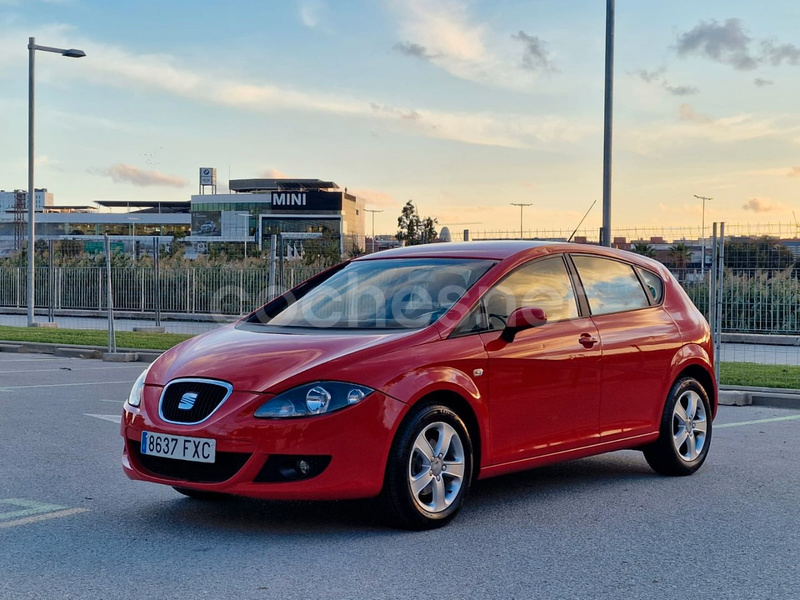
[481,256,579,331]
[638,268,664,304]
[572,256,650,316]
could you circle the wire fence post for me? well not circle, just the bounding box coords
[104,234,116,354]
[47,239,54,322]
[268,234,277,301]
[153,237,161,327]
[714,223,725,383]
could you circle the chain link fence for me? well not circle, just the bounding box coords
[1,227,799,388]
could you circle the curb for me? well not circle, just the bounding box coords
[0,340,162,363]
[719,385,800,410]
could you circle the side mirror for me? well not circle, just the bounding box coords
[500,307,548,342]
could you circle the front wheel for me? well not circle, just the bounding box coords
[382,404,473,530]
[644,377,712,476]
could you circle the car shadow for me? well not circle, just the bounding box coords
[128,451,657,535]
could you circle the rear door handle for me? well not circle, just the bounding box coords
[579,333,598,348]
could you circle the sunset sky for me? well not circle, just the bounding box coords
[1,0,799,237]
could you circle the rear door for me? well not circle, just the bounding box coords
[570,255,681,440]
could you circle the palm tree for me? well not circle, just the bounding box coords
[631,242,655,258]
[668,242,692,269]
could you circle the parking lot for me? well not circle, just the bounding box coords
[1,352,798,600]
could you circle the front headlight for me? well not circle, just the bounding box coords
[255,382,374,418]
[126,364,152,408]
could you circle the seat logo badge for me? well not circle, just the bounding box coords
[178,392,198,410]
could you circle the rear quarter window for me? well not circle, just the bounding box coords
[637,268,664,304]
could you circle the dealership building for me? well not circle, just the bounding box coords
[189,176,366,255]
[0,174,366,258]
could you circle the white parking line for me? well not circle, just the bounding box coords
[0,499,89,529]
[85,414,122,424]
[716,415,800,428]
[0,380,135,392]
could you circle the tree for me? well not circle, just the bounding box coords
[396,200,438,246]
[668,243,692,269]
[302,228,342,267]
[631,242,655,258]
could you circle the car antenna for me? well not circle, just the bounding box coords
[567,200,597,242]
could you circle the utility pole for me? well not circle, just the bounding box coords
[601,0,615,247]
[510,203,532,239]
[694,194,713,277]
[365,209,382,253]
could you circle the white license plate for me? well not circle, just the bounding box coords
[141,431,216,463]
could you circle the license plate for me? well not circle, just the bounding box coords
[141,431,216,463]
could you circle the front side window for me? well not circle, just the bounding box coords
[266,258,494,330]
[572,255,650,316]
[473,256,579,332]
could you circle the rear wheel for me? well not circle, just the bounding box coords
[382,404,473,530]
[644,377,712,476]
[172,487,229,501]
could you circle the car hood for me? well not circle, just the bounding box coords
[148,323,426,394]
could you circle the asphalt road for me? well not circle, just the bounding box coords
[1,353,798,600]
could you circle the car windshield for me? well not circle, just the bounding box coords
[267,258,494,330]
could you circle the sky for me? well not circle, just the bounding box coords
[1,0,799,237]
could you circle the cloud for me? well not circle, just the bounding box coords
[297,0,325,29]
[665,84,699,96]
[512,31,554,72]
[788,167,800,177]
[742,198,784,213]
[349,188,398,208]
[393,41,440,60]
[754,77,774,87]
[760,40,800,66]
[676,18,758,70]
[679,103,712,123]
[260,168,291,179]
[387,0,553,90]
[632,66,698,96]
[92,164,187,188]
[0,25,591,150]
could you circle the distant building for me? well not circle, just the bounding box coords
[0,188,53,213]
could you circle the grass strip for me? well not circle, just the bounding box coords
[719,362,800,390]
[0,325,193,351]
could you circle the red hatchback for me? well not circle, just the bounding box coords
[122,242,716,529]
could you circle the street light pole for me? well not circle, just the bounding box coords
[27,37,85,326]
[601,0,615,247]
[510,203,532,239]
[365,209,383,253]
[694,194,713,277]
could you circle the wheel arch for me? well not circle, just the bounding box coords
[674,363,717,417]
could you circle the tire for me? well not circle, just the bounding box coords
[644,377,712,476]
[172,487,229,501]
[382,404,473,530]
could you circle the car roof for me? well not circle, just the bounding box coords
[356,241,560,261]
[354,241,671,277]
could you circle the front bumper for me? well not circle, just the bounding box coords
[121,384,408,500]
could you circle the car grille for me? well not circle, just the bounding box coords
[130,441,249,483]
[159,379,232,424]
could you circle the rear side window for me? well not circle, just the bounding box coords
[572,256,650,316]
[637,268,664,304]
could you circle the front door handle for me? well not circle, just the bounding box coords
[579,333,598,348]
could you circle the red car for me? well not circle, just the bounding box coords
[122,241,716,529]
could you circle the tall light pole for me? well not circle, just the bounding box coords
[365,209,382,253]
[694,194,713,277]
[510,203,532,239]
[601,0,615,247]
[27,37,86,326]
